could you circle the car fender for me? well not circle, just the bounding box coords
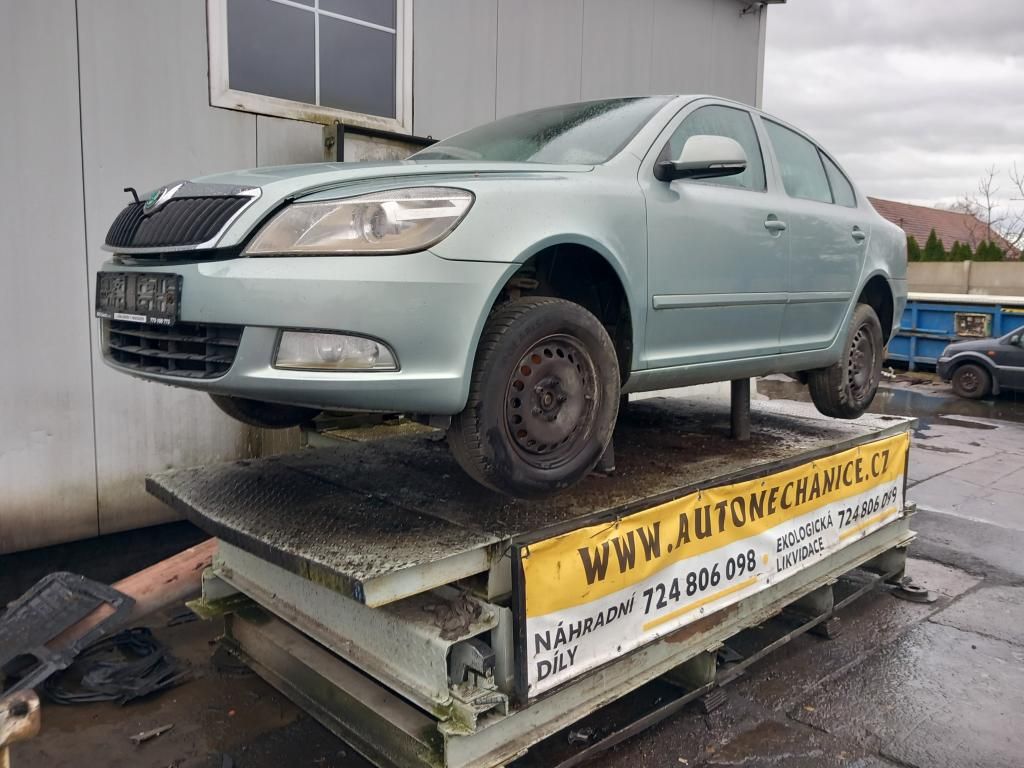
[432,174,649,374]
[943,350,1002,394]
[456,232,646,386]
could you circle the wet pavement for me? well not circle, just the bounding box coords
[8,378,1024,768]
[606,378,1024,768]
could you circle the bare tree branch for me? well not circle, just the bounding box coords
[1006,162,1024,250]
[956,165,1024,254]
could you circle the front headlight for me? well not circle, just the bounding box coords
[245,187,474,255]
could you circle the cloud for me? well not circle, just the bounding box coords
[764,0,1024,216]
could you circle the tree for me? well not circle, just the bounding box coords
[973,240,1005,262]
[923,229,946,262]
[906,235,923,262]
[949,240,973,261]
[952,165,1023,255]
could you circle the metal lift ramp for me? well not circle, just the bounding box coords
[149,396,916,768]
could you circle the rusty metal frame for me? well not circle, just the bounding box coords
[212,541,500,717]
[226,513,913,768]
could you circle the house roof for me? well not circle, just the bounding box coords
[869,197,1019,257]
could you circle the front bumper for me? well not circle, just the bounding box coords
[936,356,953,381]
[99,252,516,415]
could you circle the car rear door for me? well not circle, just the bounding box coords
[640,103,789,370]
[759,118,869,354]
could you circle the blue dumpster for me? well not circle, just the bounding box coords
[887,292,1024,370]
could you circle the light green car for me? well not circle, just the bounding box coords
[97,95,907,496]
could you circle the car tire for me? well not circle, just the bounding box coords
[808,303,884,419]
[210,394,320,429]
[448,297,620,497]
[950,363,991,400]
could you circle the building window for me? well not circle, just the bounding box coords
[208,0,411,132]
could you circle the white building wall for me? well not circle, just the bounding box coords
[413,0,765,138]
[0,0,768,552]
[78,1,261,538]
[0,1,98,552]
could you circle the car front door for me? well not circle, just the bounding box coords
[992,330,1024,389]
[759,118,869,353]
[641,103,789,370]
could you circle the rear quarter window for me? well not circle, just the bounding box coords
[820,152,857,208]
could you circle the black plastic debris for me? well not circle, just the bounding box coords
[44,628,188,705]
[0,572,134,696]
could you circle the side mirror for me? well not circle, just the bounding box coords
[655,135,748,182]
[1011,334,1022,346]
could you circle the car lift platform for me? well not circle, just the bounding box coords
[149,395,918,768]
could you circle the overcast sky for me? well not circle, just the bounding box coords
[764,0,1024,216]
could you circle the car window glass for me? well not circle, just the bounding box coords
[658,105,766,192]
[411,97,671,164]
[763,120,833,204]
[820,152,856,207]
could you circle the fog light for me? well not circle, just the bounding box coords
[275,331,397,371]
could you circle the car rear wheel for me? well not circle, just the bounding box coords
[448,297,620,497]
[210,394,320,429]
[950,363,991,399]
[808,303,884,419]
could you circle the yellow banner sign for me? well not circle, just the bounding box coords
[520,431,909,696]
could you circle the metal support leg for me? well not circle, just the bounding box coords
[787,584,841,639]
[730,379,751,441]
[595,439,616,475]
[864,544,908,585]
[865,544,935,603]
[663,650,716,692]
[663,651,725,713]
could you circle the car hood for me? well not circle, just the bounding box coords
[942,338,997,355]
[182,159,593,249]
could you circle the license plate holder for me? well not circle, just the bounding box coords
[95,271,182,326]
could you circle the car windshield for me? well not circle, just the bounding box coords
[411,97,671,165]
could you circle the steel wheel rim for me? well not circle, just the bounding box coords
[958,369,980,393]
[504,333,599,468]
[847,322,878,403]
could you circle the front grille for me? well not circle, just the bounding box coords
[105,320,243,379]
[105,196,250,250]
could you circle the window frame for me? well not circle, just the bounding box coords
[655,103,768,194]
[207,0,413,133]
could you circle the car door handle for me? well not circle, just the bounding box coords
[851,226,867,243]
[764,216,787,233]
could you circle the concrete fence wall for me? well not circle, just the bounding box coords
[908,262,1024,297]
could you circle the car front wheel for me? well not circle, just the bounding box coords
[808,303,884,419]
[448,297,620,497]
[950,363,991,399]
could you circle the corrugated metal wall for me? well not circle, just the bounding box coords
[0,0,765,553]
